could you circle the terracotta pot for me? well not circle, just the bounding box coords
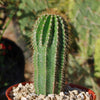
[6,82,96,100]
[6,82,32,100]
[67,83,96,100]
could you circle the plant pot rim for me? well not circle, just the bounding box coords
[6,82,33,100]
[6,82,96,100]
[67,83,96,100]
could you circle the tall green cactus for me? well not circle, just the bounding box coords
[32,14,71,95]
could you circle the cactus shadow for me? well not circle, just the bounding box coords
[0,38,25,99]
[69,23,79,54]
[67,24,92,88]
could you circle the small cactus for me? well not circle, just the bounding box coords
[32,14,71,95]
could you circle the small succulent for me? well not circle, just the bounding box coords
[32,14,71,95]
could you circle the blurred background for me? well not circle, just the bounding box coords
[0,0,100,99]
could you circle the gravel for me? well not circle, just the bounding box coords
[9,83,92,100]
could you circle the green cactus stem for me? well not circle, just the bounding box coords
[32,14,71,95]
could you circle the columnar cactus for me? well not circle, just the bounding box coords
[32,14,71,95]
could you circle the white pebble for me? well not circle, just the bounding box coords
[21,96,27,100]
[59,92,64,96]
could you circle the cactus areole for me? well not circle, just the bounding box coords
[32,14,70,95]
